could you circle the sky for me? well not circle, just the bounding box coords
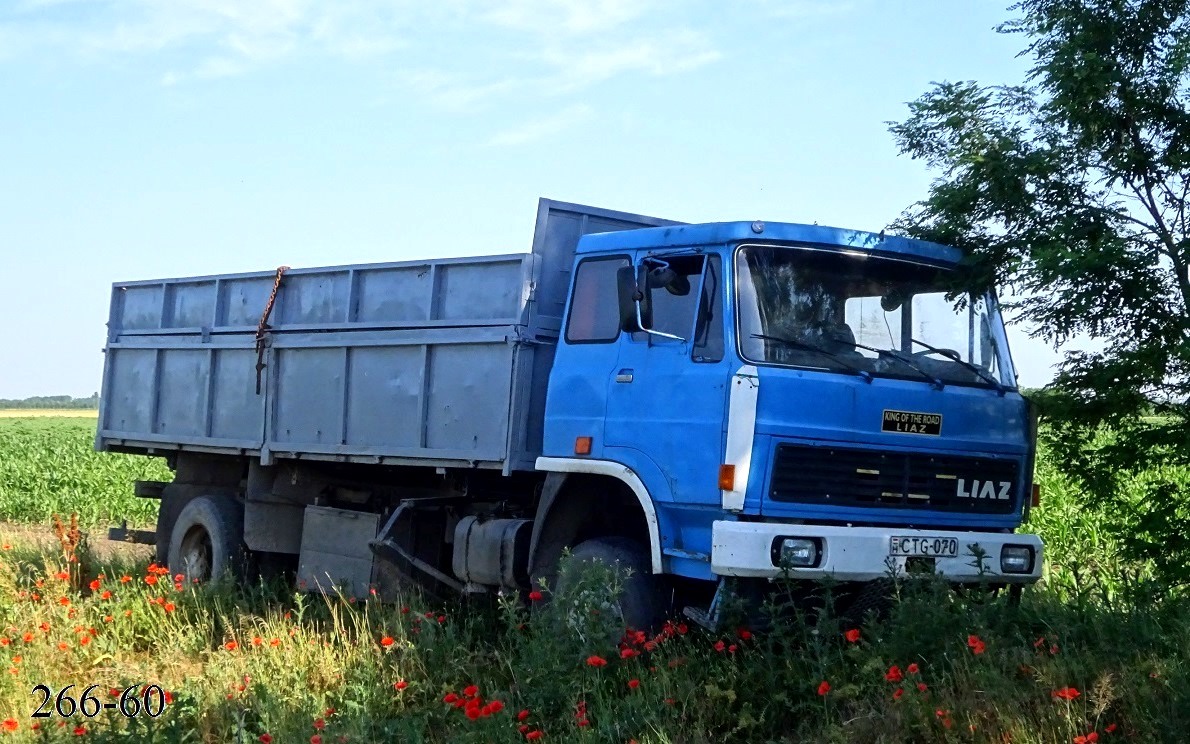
[0,0,1075,398]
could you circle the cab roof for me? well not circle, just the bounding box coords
[576,220,962,265]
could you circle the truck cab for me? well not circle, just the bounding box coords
[540,220,1041,613]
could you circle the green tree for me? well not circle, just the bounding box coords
[889,0,1190,589]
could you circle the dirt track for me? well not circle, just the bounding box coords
[0,520,153,562]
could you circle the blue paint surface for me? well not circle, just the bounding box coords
[546,220,1031,581]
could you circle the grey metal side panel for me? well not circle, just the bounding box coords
[97,200,680,471]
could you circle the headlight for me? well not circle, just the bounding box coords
[772,537,822,568]
[1000,544,1035,574]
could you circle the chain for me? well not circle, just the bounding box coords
[254,265,290,395]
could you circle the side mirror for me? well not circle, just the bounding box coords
[617,266,650,332]
[616,264,684,341]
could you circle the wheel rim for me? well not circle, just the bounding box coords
[178,526,213,583]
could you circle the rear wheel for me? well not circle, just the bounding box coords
[556,537,666,632]
[166,495,245,583]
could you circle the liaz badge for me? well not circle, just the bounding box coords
[882,410,942,435]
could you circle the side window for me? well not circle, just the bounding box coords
[646,255,704,340]
[565,256,629,343]
[693,256,724,362]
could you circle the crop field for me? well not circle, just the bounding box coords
[0,411,98,419]
[1,417,1189,742]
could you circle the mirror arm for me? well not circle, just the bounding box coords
[634,299,685,342]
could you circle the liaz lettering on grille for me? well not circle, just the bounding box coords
[768,444,1020,514]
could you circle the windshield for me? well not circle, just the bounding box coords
[735,244,1015,388]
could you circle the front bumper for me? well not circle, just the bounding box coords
[711,521,1043,583]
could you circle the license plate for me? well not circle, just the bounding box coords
[889,536,958,558]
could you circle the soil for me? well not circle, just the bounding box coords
[0,520,153,563]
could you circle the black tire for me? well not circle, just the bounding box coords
[557,537,666,632]
[166,495,245,584]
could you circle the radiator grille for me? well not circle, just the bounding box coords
[769,444,1020,514]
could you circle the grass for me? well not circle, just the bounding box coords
[0,418,1188,742]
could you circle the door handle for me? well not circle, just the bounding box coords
[615,369,634,383]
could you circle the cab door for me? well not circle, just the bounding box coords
[604,255,731,507]
[543,255,631,460]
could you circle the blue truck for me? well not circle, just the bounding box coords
[97,198,1042,627]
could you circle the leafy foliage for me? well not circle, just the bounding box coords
[890,0,1190,588]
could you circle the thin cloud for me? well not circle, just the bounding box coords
[1,0,723,104]
[483,0,649,35]
[485,104,593,147]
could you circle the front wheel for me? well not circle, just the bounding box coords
[555,537,667,632]
[166,495,245,584]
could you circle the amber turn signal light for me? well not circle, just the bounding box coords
[574,436,592,455]
[1031,482,1041,508]
[718,464,736,491]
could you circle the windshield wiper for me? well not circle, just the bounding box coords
[751,333,872,383]
[910,338,1007,395]
[846,339,944,390]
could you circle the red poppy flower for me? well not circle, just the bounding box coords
[89,579,100,591]
[2,718,17,732]
[893,688,904,700]
[907,663,919,674]
[817,680,830,696]
[73,725,86,736]
[844,628,861,643]
[620,648,638,659]
[443,693,458,704]
[483,700,504,715]
[145,576,158,586]
[525,732,543,741]
[628,679,640,689]
[270,638,281,647]
[528,590,543,601]
[463,685,479,697]
[1052,687,1081,701]
[737,628,752,640]
[885,665,904,683]
[225,641,238,651]
[1105,723,1117,733]
[517,709,530,721]
[713,640,726,652]
[465,708,481,721]
[259,735,273,744]
[313,719,325,731]
[394,680,408,691]
[56,572,69,581]
[917,683,928,692]
[586,655,608,667]
[311,736,322,744]
[967,635,986,654]
[101,591,112,601]
[380,636,394,648]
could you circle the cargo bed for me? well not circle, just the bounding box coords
[97,199,677,473]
